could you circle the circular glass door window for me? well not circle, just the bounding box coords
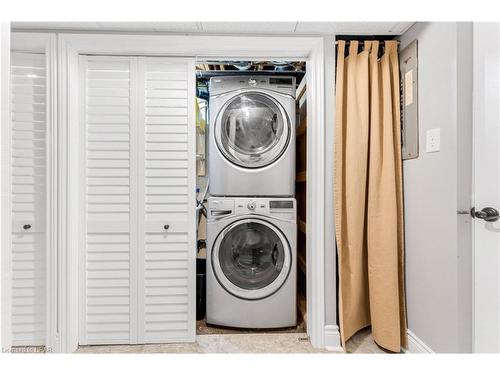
[212,219,291,300]
[216,93,290,168]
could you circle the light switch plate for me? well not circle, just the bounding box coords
[426,128,440,153]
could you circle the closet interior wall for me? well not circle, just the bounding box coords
[295,77,307,329]
[195,61,308,334]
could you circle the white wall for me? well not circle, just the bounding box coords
[399,22,473,353]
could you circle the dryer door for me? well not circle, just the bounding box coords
[215,92,291,168]
[212,218,292,300]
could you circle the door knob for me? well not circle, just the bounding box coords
[23,224,31,230]
[163,224,170,230]
[471,207,500,222]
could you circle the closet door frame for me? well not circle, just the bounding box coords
[58,33,334,353]
[1,32,57,351]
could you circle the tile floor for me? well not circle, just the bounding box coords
[76,327,387,354]
[345,327,389,354]
[77,333,324,354]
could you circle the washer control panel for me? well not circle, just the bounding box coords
[208,197,296,220]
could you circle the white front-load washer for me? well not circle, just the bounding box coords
[206,197,297,328]
[208,76,296,197]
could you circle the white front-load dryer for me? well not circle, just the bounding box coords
[208,76,296,197]
[206,197,297,328]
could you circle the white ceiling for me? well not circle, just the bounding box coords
[11,22,415,35]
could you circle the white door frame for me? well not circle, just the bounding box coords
[1,32,57,351]
[56,32,337,352]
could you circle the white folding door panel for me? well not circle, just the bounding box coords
[81,56,135,345]
[140,58,195,343]
[10,52,47,346]
[80,56,195,345]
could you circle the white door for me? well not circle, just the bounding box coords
[140,58,196,343]
[10,52,47,346]
[79,55,195,345]
[473,23,500,353]
[80,56,136,345]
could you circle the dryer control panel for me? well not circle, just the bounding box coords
[208,197,296,221]
[209,75,296,98]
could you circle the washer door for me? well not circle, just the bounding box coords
[212,218,291,300]
[215,92,291,168]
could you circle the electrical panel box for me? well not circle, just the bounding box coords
[400,40,419,160]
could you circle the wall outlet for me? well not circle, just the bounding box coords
[426,128,441,153]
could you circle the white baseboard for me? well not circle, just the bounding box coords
[322,327,434,353]
[406,329,434,353]
[324,325,343,352]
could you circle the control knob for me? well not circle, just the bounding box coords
[247,201,256,211]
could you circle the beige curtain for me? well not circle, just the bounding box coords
[334,40,407,352]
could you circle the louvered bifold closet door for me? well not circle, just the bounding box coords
[10,52,47,346]
[81,56,195,345]
[81,56,137,345]
[139,58,196,343]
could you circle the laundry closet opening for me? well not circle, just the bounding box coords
[194,60,308,336]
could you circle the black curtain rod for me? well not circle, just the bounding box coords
[335,40,400,45]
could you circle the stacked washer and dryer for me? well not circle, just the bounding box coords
[206,76,297,329]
